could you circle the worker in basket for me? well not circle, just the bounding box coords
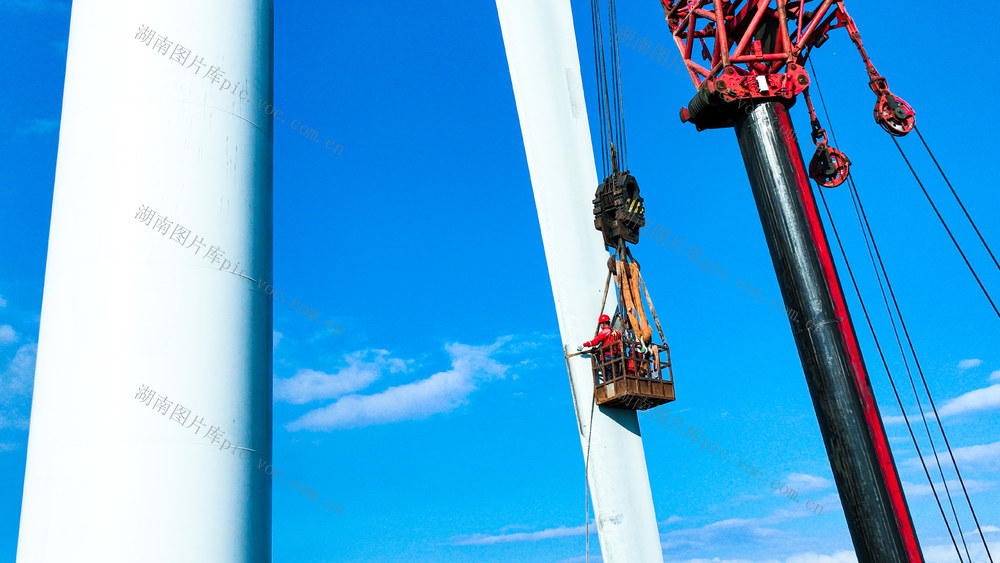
[578,314,622,383]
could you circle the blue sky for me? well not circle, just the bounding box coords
[2,1,998,562]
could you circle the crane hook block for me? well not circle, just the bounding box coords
[593,172,645,248]
[808,144,852,188]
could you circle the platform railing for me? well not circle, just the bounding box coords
[590,339,669,384]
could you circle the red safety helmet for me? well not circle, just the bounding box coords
[598,314,611,324]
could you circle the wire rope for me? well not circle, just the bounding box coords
[890,136,1000,319]
[914,126,1000,275]
[810,59,993,562]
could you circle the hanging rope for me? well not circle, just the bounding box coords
[627,261,653,342]
[590,0,608,176]
[636,267,667,345]
[581,6,650,548]
[913,126,1000,275]
[817,180,969,562]
[608,0,628,172]
[890,137,1000,320]
[855,178,979,562]
[590,0,628,177]
[810,60,994,563]
[579,257,616,562]
[583,392,596,563]
[811,60,970,562]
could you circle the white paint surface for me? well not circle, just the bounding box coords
[495,1,664,561]
[17,2,273,561]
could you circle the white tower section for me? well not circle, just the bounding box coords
[495,1,663,561]
[17,2,273,561]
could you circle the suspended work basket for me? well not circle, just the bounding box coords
[588,248,675,410]
[592,338,674,410]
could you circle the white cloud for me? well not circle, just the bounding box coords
[950,441,1000,469]
[629,502,854,563]
[782,473,834,493]
[991,370,1000,382]
[0,414,26,431]
[964,526,1000,541]
[0,343,37,430]
[665,507,812,544]
[813,493,842,509]
[784,554,857,563]
[2,343,37,397]
[0,295,6,307]
[938,384,1000,417]
[882,412,937,425]
[885,383,1000,424]
[901,478,995,498]
[273,331,283,349]
[908,440,1000,472]
[663,553,857,563]
[17,117,59,136]
[659,542,999,563]
[923,541,1000,563]
[452,523,591,545]
[286,339,510,431]
[0,325,17,345]
[275,349,408,404]
[661,515,684,525]
[0,442,17,452]
[958,359,982,370]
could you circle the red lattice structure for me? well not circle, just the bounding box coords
[658,0,914,145]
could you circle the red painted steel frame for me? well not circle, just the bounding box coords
[657,0,915,136]
[659,0,851,93]
[654,1,920,558]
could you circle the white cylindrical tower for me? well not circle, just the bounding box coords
[17,2,273,561]
[495,1,664,561]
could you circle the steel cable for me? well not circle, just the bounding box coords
[914,125,1000,275]
[590,0,628,175]
[608,0,627,171]
[591,0,608,176]
[816,181,967,563]
[591,0,611,177]
[890,136,1000,320]
[847,174,973,562]
[808,59,986,562]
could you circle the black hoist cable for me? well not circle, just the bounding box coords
[848,174,974,563]
[809,60,994,563]
[590,0,608,176]
[914,125,1000,275]
[816,182,968,563]
[890,136,1000,320]
[590,0,628,177]
[608,0,628,172]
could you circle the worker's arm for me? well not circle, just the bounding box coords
[582,327,611,348]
